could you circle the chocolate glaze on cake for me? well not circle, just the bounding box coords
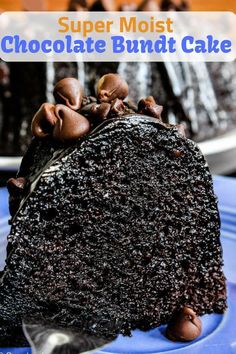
[0,75,226,346]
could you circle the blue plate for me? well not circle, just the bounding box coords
[0,176,235,354]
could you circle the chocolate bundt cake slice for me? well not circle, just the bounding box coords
[1,75,226,347]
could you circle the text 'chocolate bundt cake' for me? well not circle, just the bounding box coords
[1,74,226,347]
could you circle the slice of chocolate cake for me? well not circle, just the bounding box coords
[1,75,226,347]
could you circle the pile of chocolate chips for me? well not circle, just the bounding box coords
[31,73,166,144]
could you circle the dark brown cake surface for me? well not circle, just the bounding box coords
[0,114,226,346]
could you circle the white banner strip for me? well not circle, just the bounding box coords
[0,11,235,62]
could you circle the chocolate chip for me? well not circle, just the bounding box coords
[81,103,111,121]
[7,177,27,195]
[81,96,97,107]
[31,103,57,138]
[110,98,125,116]
[97,74,129,103]
[172,149,184,157]
[166,307,202,342]
[80,103,94,116]
[138,96,163,119]
[54,78,83,111]
[92,103,111,120]
[53,104,90,143]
